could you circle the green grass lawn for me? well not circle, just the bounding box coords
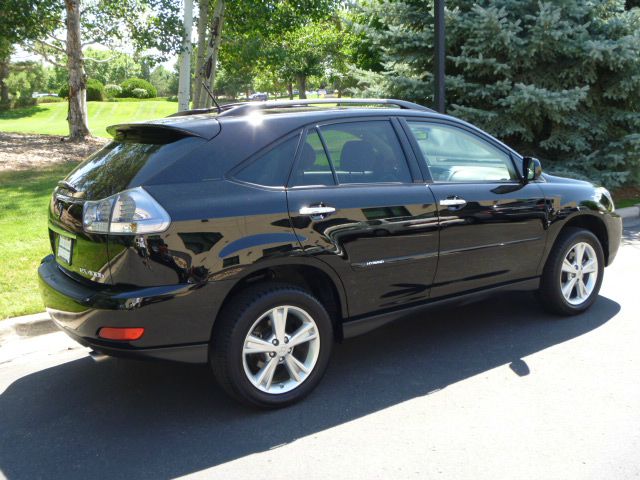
[0,163,78,319]
[0,100,179,138]
[616,198,640,209]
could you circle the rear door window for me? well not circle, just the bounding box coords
[320,121,412,184]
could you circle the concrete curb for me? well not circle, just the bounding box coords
[0,312,57,344]
[616,205,640,220]
[1,204,638,342]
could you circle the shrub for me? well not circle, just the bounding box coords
[86,79,104,101]
[119,78,157,98]
[37,96,65,104]
[57,79,104,101]
[131,88,148,98]
[104,84,122,98]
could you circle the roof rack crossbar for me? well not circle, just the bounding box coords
[218,98,435,117]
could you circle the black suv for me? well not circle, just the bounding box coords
[39,99,622,407]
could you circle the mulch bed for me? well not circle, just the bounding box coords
[0,132,108,172]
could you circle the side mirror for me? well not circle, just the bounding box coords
[523,157,542,183]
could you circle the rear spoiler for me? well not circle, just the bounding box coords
[107,117,220,142]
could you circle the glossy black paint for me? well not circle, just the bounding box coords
[38,107,622,363]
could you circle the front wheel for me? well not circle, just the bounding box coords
[210,283,333,408]
[539,227,605,316]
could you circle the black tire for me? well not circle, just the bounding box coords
[539,227,605,316]
[210,282,333,408]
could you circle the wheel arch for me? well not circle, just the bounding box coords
[561,214,609,264]
[542,213,609,273]
[211,258,349,341]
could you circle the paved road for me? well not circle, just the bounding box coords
[1,224,639,480]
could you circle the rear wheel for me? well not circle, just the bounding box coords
[539,227,604,315]
[210,283,333,408]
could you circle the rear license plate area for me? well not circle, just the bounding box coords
[57,235,73,265]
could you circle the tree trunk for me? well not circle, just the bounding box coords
[297,75,307,99]
[192,0,209,109]
[178,0,194,112]
[0,54,10,108]
[287,82,293,100]
[204,0,225,108]
[65,0,90,141]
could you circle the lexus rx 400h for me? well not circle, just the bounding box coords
[39,99,622,407]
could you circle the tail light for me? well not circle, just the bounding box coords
[98,327,145,341]
[83,187,170,235]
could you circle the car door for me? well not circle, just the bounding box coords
[402,118,548,298]
[286,118,439,318]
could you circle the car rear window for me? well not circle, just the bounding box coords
[64,137,206,199]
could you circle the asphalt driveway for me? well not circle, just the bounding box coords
[0,223,638,480]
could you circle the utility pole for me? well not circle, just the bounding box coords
[178,0,193,112]
[434,0,445,113]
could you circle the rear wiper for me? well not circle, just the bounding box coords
[57,180,77,193]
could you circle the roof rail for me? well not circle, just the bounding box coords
[218,98,435,117]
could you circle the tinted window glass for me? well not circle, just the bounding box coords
[64,137,205,199]
[320,121,412,184]
[235,135,299,187]
[290,130,335,187]
[407,122,516,182]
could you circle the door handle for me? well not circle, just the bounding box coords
[439,198,467,207]
[299,205,336,219]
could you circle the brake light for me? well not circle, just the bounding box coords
[98,327,145,341]
[83,187,170,235]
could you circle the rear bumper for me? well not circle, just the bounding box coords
[38,255,211,363]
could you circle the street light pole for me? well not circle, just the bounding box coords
[434,0,445,113]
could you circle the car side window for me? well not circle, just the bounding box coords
[234,134,300,187]
[320,121,412,184]
[290,129,335,187]
[406,122,517,182]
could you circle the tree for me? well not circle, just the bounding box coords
[83,49,143,85]
[193,0,225,108]
[149,65,175,97]
[177,0,193,111]
[6,61,49,105]
[354,0,640,188]
[190,0,339,107]
[0,0,61,107]
[267,19,352,99]
[18,0,181,140]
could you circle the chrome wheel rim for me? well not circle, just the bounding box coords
[560,242,598,305]
[242,305,320,394]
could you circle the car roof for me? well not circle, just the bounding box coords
[107,100,520,159]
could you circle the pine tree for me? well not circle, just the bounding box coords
[354,0,640,187]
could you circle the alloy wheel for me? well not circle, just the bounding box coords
[560,241,598,305]
[242,305,320,394]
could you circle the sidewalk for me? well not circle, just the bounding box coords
[2,204,639,344]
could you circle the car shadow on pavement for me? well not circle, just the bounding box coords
[0,292,620,480]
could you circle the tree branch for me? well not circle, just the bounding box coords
[83,55,117,63]
[35,39,67,55]
[27,45,66,68]
[46,33,67,45]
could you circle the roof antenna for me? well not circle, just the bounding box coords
[200,57,221,114]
